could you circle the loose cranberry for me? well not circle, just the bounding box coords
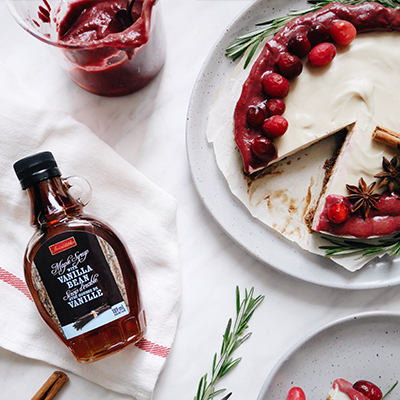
[287,387,306,400]
[307,23,331,45]
[353,381,382,400]
[327,202,349,224]
[330,20,357,46]
[287,33,311,58]
[265,98,286,116]
[262,72,290,98]
[262,115,288,139]
[247,105,267,127]
[308,42,336,66]
[277,52,303,79]
[251,137,277,161]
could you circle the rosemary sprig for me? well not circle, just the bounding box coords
[194,286,265,400]
[226,0,400,68]
[320,233,400,258]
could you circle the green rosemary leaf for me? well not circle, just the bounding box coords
[382,380,398,400]
[226,0,400,66]
[193,286,264,400]
[220,357,242,377]
[231,332,252,352]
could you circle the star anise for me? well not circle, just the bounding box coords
[374,155,400,192]
[346,177,380,219]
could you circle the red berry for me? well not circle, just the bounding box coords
[265,99,286,116]
[308,42,336,66]
[353,381,382,400]
[247,105,267,127]
[330,20,357,46]
[287,33,311,58]
[327,202,349,224]
[287,387,306,400]
[277,52,303,79]
[262,72,290,98]
[262,115,288,139]
[307,23,331,45]
[251,137,277,161]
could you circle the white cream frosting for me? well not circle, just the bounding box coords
[328,386,351,400]
[206,31,400,271]
[283,31,398,197]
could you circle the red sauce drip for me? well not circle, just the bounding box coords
[234,3,400,174]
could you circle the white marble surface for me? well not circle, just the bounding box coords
[2,1,400,399]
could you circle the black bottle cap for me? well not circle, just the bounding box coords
[13,151,61,190]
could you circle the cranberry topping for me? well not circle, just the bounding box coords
[251,137,277,161]
[277,52,303,79]
[287,33,312,57]
[234,3,400,174]
[307,23,331,45]
[308,42,336,66]
[262,72,290,98]
[265,98,286,116]
[315,193,400,238]
[327,202,349,224]
[247,105,267,127]
[353,381,382,400]
[262,115,288,139]
[287,387,306,400]
[330,20,357,45]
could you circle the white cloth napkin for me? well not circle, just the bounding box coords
[0,61,181,399]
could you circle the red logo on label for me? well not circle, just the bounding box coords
[49,237,77,255]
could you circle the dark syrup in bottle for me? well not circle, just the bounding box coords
[14,151,146,363]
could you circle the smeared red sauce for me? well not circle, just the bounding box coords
[47,0,164,96]
[38,5,50,23]
[234,3,400,174]
[315,192,400,238]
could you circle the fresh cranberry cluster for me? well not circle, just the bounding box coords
[248,19,357,162]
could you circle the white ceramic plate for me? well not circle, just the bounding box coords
[257,312,400,400]
[186,0,400,289]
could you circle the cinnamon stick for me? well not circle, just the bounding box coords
[372,125,400,150]
[31,371,69,400]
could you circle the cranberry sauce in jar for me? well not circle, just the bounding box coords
[56,0,165,96]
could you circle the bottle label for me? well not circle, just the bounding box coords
[32,231,129,340]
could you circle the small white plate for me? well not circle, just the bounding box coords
[186,0,400,289]
[257,312,400,400]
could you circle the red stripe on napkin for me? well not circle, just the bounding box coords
[135,338,170,358]
[0,267,32,300]
[0,267,170,358]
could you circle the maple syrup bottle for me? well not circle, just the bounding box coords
[14,151,146,363]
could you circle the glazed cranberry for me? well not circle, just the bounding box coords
[330,20,357,46]
[307,23,331,45]
[277,52,303,79]
[251,137,277,161]
[353,381,382,400]
[265,98,286,116]
[327,202,349,224]
[262,115,288,139]
[287,33,311,58]
[287,387,306,400]
[262,72,290,98]
[247,105,267,127]
[308,42,336,66]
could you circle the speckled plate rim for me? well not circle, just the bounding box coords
[257,311,400,400]
[185,0,400,290]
